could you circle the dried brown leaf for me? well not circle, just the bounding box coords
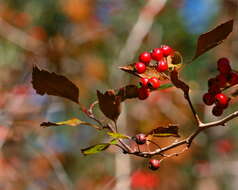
[117,85,139,101]
[167,51,183,71]
[97,90,121,121]
[193,19,233,60]
[119,64,169,80]
[147,124,180,138]
[32,66,79,103]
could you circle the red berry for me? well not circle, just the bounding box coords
[135,62,146,74]
[203,93,215,105]
[151,48,163,61]
[149,159,160,170]
[134,134,147,145]
[208,78,218,88]
[139,52,151,64]
[228,72,238,86]
[160,45,173,57]
[217,57,231,74]
[148,77,160,89]
[216,74,227,88]
[208,84,221,95]
[216,139,233,154]
[138,87,150,100]
[140,78,149,87]
[156,60,168,72]
[212,105,223,117]
[215,93,228,107]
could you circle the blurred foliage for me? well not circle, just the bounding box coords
[0,0,237,190]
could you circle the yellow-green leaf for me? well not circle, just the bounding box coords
[107,132,130,139]
[110,139,118,145]
[81,139,118,155]
[158,83,173,90]
[81,143,110,155]
[40,118,100,130]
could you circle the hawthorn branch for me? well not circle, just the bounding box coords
[200,110,238,128]
[126,110,238,158]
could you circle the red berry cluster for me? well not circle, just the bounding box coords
[203,58,237,116]
[134,45,174,100]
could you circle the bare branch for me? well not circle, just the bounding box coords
[125,110,238,158]
[200,111,238,128]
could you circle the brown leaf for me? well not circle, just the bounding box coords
[40,121,58,127]
[119,64,169,80]
[32,66,79,103]
[170,70,189,96]
[97,90,121,121]
[193,19,233,60]
[147,124,180,138]
[117,85,139,101]
[167,51,183,71]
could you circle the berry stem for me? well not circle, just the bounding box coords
[186,93,203,126]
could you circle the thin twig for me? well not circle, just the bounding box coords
[200,110,238,128]
[185,93,203,126]
[160,147,188,162]
[114,120,118,133]
[88,101,99,114]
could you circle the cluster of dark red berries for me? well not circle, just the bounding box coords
[134,45,174,100]
[133,134,160,170]
[203,58,238,116]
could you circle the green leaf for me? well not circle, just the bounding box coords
[110,139,118,145]
[81,143,110,155]
[158,83,173,90]
[81,139,118,155]
[40,118,100,130]
[107,132,130,139]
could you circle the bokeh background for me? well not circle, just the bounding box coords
[0,0,237,189]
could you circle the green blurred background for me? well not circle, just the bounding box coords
[0,0,237,189]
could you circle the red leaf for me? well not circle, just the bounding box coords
[193,19,233,60]
[32,66,79,103]
[97,90,121,121]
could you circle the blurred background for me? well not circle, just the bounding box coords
[0,0,237,189]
